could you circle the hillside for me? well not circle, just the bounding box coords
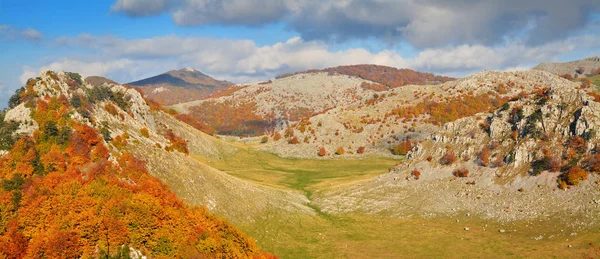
[277,64,456,89]
[170,69,600,257]
[172,67,454,137]
[314,70,600,225]
[0,70,282,258]
[533,56,600,78]
[172,72,377,136]
[128,68,234,106]
[254,70,556,158]
[85,75,119,87]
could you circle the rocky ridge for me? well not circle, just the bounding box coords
[533,56,600,77]
[256,70,570,158]
[314,70,600,225]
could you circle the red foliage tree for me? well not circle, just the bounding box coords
[287,136,299,144]
[478,147,490,167]
[440,151,457,165]
[587,154,600,172]
[357,146,365,154]
[391,139,412,155]
[318,147,327,157]
[411,169,421,180]
[0,220,28,259]
[453,168,469,177]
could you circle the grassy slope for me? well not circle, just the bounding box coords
[576,74,600,91]
[190,143,600,258]
[192,146,399,193]
[590,75,600,90]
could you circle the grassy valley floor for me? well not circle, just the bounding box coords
[192,144,600,258]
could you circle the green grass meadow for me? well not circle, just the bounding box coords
[192,145,600,258]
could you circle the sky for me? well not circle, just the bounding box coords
[1,0,600,108]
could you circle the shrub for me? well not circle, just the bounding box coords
[99,123,111,142]
[440,151,457,165]
[478,147,490,167]
[318,147,327,157]
[112,135,128,150]
[586,154,600,172]
[163,129,189,155]
[581,78,591,88]
[65,72,83,86]
[411,169,421,180]
[260,136,268,143]
[357,146,365,154]
[104,103,118,116]
[561,166,588,186]
[273,132,281,141]
[140,128,150,138]
[567,136,586,153]
[0,116,19,150]
[335,147,345,155]
[390,139,412,155]
[288,136,299,144]
[530,159,547,176]
[8,87,25,109]
[547,155,562,172]
[284,127,294,138]
[426,156,433,162]
[453,168,469,177]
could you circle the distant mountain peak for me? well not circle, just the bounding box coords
[126,68,234,106]
[181,67,197,72]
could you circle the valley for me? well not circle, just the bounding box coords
[3,2,600,258]
[2,58,600,258]
[192,140,600,258]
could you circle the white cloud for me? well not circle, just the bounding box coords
[110,0,600,49]
[0,25,43,42]
[21,28,43,41]
[21,31,600,86]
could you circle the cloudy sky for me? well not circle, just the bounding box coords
[1,0,600,107]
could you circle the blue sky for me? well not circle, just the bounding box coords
[1,0,600,108]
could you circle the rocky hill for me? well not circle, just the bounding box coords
[128,68,234,106]
[277,64,455,89]
[254,70,557,158]
[172,67,454,138]
[172,72,378,136]
[314,70,600,226]
[0,70,297,258]
[84,75,118,87]
[533,56,600,78]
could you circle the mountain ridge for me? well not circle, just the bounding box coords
[533,56,600,78]
[128,68,235,106]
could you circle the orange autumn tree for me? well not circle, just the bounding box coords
[0,75,274,259]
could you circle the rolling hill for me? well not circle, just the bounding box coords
[4,64,600,258]
[171,65,455,138]
[0,70,290,258]
[128,68,235,106]
[533,56,600,78]
[315,69,600,225]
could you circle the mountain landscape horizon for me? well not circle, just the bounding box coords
[2,1,600,258]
